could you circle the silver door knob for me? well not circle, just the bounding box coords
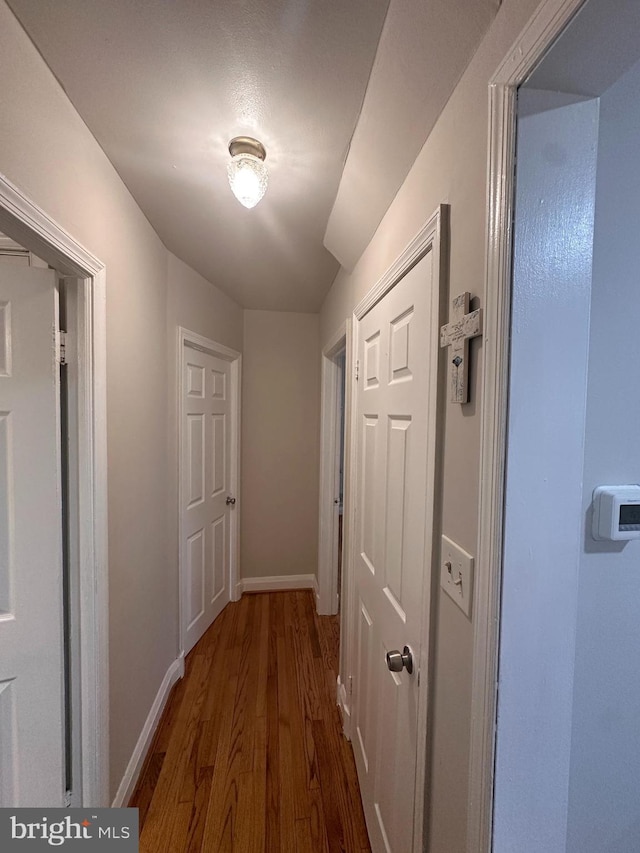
[386,646,413,675]
[226,496,236,505]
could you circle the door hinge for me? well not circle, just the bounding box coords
[355,359,360,381]
[348,675,353,697]
[56,330,67,365]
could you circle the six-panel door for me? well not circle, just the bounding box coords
[352,250,435,853]
[182,347,233,654]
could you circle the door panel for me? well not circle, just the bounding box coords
[182,346,233,653]
[211,413,226,497]
[356,598,375,773]
[186,528,205,630]
[211,514,226,601]
[0,264,65,806]
[352,248,437,853]
[187,413,205,507]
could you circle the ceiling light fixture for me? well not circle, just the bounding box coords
[227,136,268,209]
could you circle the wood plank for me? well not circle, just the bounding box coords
[302,591,323,658]
[139,651,214,852]
[265,595,281,853]
[276,632,298,848]
[184,766,213,853]
[294,817,314,853]
[131,751,165,833]
[255,593,270,719]
[166,801,194,853]
[292,593,322,721]
[250,715,267,853]
[313,718,348,853]
[230,593,259,774]
[198,669,240,848]
[308,783,330,853]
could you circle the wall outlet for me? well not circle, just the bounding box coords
[440,534,474,618]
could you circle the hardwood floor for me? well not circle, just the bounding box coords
[131,591,371,852]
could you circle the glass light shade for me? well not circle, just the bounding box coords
[227,153,268,209]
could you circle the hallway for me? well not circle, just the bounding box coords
[132,591,371,852]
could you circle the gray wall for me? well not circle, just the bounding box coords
[241,310,320,581]
[567,57,640,853]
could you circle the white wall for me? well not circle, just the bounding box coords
[319,2,542,849]
[492,90,599,853]
[567,57,640,853]
[241,310,320,582]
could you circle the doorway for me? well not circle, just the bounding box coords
[318,326,348,617]
[0,174,108,806]
[492,1,640,850]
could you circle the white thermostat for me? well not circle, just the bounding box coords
[592,485,640,541]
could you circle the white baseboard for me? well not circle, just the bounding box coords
[111,652,185,807]
[237,573,319,594]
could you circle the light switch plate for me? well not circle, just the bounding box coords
[440,534,474,618]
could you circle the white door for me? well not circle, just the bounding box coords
[182,346,233,653]
[0,264,65,806]
[352,249,438,853]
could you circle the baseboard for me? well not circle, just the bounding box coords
[238,573,318,594]
[111,652,185,807]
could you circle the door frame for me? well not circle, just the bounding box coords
[317,321,348,616]
[468,0,589,849]
[344,204,447,852]
[0,173,109,806]
[177,327,241,656]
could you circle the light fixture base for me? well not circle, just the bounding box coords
[228,136,266,161]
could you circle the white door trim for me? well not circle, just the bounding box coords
[317,321,348,616]
[344,204,447,853]
[469,0,588,849]
[0,172,109,806]
[177,327,241,655]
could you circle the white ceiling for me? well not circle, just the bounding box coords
[7,0,498,311]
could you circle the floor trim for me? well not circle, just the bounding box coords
[238,574,319,595]
[111,653,185,807]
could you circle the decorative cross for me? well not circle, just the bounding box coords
[440,292,483,403]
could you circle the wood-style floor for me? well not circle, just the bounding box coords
[131,591,371,852]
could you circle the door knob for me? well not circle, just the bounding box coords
[226,496,236,506]
[386,646,413,675]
